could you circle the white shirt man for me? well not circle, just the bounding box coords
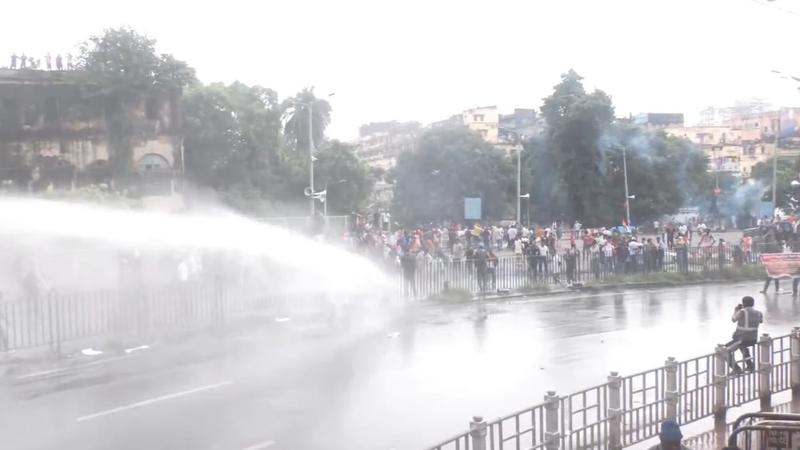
[508,227,518,242]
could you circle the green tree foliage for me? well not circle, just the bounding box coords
[77,27,195,178]
[539,70,615,223]
[526,70,713,226]
[314,140,374,214]
[392,125,513,225]
[750,157,800,208]
[182,82,283,192]
[183,84,370,216]
[281,88,332,151]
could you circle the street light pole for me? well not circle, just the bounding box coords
[773,112,780,213]
[517,146,521,225]
[622,145,631,225]
[308,104,315,218]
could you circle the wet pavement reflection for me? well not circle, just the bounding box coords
[321,281,799,449]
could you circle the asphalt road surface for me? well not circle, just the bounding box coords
[1,281,796,450]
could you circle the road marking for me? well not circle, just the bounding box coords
[241,440,276,450]
[16,354,136,381]
[76,381,233,422]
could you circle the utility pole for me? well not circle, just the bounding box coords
[773,111,780,214]
[622,145,631,225]
[516,146,522,224]
[308,103,315,217]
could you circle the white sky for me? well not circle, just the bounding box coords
[3,0,800,140]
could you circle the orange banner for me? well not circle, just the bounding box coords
[761,253,800,278]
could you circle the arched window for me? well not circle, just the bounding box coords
[136,153,170,172]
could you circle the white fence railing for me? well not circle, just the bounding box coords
[427,329,800,450]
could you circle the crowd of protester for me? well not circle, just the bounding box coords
[338,217,778,297]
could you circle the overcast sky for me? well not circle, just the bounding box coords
[2,0,800,140]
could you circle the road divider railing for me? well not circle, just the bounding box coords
[427,329,800,450]
[395,245,762,299]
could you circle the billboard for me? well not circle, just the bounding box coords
[464,197,482,220]
[761,253,800,278]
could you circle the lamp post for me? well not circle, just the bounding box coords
[622,145,632,225]
[520,193,531,226]
[295,92,335,218]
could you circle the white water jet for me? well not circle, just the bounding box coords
[0,197,388,300]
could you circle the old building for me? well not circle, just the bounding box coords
[634,112,684,129]
[355,121,421,170]
[461,105,500,143]
[0,68,181,192]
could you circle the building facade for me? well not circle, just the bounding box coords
[0,68,181,192]
[634,112,685,129]
[461,105,500,143]
[355,121,421,170]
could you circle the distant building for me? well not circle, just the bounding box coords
[498,108,540,142]
[430,106,541,154]
[461,105,500,143]
[634,113,684,129]
[0,68,181,192]
[664,125,746,176]
[355,121,421,170]
[664,109,800,178]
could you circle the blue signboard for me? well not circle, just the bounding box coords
[464,197,482,220]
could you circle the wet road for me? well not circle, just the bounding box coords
[1,281,798,450]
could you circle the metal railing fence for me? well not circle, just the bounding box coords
[395,245,762,299]
[426,330,800,450]
[0,280,311,353]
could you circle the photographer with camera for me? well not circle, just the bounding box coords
[725,296,763,374]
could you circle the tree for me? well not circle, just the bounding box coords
[281,88,332,151]
[750,157,800,209]
[539,69,615,224]
[182,82,283,189]
[77,27,196,179]
[392,125,513,225]
[314,141,373,215]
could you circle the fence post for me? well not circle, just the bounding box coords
[665,357,679,421]
[46,291,61,356]
[713,344,728,442]
[607,372,623,450]
[791,327,800,411]
[759,333,773,412]
[469,415,487,450]
[544,390,560,450]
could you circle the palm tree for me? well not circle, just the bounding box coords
[281,88,332,152]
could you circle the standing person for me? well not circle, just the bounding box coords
[474,244,488,293]
[675,234,688,273]
[565,243,579,285]
[452,239,465,273]
[487,249,498,291]
[655,237,665,271]
[761,273,781,294]
[665,222,675,249]
[725,296,763,374]
[627,237,642,273]
[494,226,504,250]
[465,245,475,275]
[699,229,715,271]
[401,250,417,298]
[507,225,518,250]
[537,238,550,279]
[602,239,615,275]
